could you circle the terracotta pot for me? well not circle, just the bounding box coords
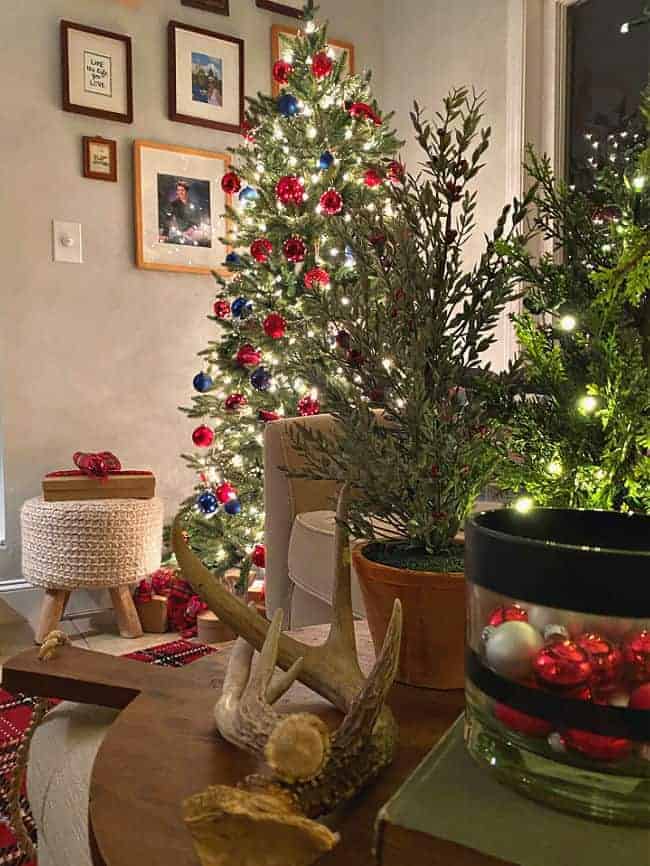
[352,543,465,689]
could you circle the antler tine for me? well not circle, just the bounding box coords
[247,610,289,699]
[325,483,361,668]
[267,658,304,705]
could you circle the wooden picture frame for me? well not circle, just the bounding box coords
[168,20,244,134]
[181,0,230,14]
[256,0,303,19]
[83,136,118,182]
[133,140,232,276]
[270,25,354,96]
[61,20,133,123]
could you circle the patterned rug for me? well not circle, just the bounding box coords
[0,639,217,866]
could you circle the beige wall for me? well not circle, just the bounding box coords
[0,0,384,589]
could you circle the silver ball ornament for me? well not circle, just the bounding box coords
[547,731,567,754]
[485,621,544,680]
[527,604,566,633]
[543,624,569,642]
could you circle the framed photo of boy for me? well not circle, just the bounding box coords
[134,140,232,275]
[256,0,303,19]
[168,21,244,133]
[270,25,354,96]
[61,21,133,123]
[83,136,118,182]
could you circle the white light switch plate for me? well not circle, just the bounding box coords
[53,220,83,263]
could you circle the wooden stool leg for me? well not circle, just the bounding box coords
[110,586,143,638]
[35,590,70,644]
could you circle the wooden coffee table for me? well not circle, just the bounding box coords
[3,623,464,866]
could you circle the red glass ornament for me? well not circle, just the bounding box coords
[564,729,632,762]
[213,299,231,318]
[272,59,293,85]
[387,160,404,184]
[623,631,650,685]
[369,387,385,403]
[258,409,280,423]
[275,175,305,206]
[250,238,273,263]
[298,394,320,416]
[319,188,343,215]
[241,119,255,142]
[488,605,529,627]
[283,236,307,263]
[224,393,247,411]
[348,102,382,125]
[363,168,383,187]
[216,482,237,504]
[304,267,330,290]
[592,205,622,224]
[494,703,552,738]
[533,640,592,691]
[629,683,650,710]
[347,349,365,367]
[335,330,351,350]
[575,632,624,693]
[252,544,266,568]
[263,313,286,339]
[192,425,214,448]
[236,344,262,367]
[221,171,242,195]
[311,51,333,78]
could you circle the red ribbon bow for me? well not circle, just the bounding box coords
[73,451,122,478]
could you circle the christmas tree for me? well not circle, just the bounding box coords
[178,1,400,585]
[498,87,650,513]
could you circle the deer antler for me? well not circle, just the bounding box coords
[175,484,403,866]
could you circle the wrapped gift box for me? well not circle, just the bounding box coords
[43,471,155,501]
[136,595,169,633]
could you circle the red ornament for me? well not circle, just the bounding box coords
[311,51,333,78]
[494,703,552,738]
[224,393,247,411]
[258,409,280,423]
[564,729,632,762]
[276,175,305,206]
[335,330,351,350]
[216,482,237,504]
[298,394,320,416]
[533,640,592,691]
[363,168,383,188]
[304,267,330,290]
[213,299,231,318]
[387,160,404,184]
[241,119,255,142]
[319,188,343,215]
[263,313,286,339]
[347,349,365,367]
[488,605,529,628]
[623,631,650,685]
[236,343,262,367]
[192,425,214,447]
[252,544,266,568]
[575,632,624,694]
[272,59,293,85]
[348,102,382,125]
[250,238,273,263]
[283,236,307,263]
[629,683,650,710]
[221,171,242,195]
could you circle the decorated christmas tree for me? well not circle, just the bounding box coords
[178,1,400,585]
[497,87,650,513]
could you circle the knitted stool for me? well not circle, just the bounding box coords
[21,497,164,643]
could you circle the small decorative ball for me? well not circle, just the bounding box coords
[623,631,650,685]
[348,101,381,125]
[263,313,286,339]
[276,175,305,206]
[236,343,262,367]
[564,729,632,762]
[493,702,552,738]
[224,499,242,515]
[225,251,242,266]
[575,632,624,693]
[193,372,213,393]
[239,186,259,202]
[311,51,334,78]
[319,188,343,216]
[318,151,334,171]
[484,621,544,681]
[347,349,365,367]
[192,425,214,448]
[298,394,320,416]
[543,624,570,642]
[304,267,330,290]
[363,168,383,187]
[251,367,272,391]
[592,205,622,224]
[250,238,273,263]
[335,330,351,350]
[277,92,300,117]
[224,393,247,411]
[252,544,266,568]
[533,640,592,691]
[488,605,528,628]
[216,482,237,504]
[231,296,253,318]
[629,683,650,710]
[221,171,242,195]
[241,119,255,142]
[387,160,404,184]
[258,409,280,422]
[272,59,293,85]
[481,625,499,644]
[213,299,231,318]
[283,236,307,263]
[197,490,219,515]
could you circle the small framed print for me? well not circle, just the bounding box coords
[83,136,118,182]
[61,21,133,123]
[256,0,303,19]
[181,0,230,14]
[271,25,354,96]
[168,21,244,134]
[134,140,232,275]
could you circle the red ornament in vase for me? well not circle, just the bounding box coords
[493,703,553,738]
[623,630,650,685]
[564,729,632,762]
[533,640,592,692]
[575,632,624,694]
[629,683,650,710]
[488,605,528,627]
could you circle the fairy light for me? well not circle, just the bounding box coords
[311,173,320,183]
[559,314,577,332]
[547,460,563,478]
[578,394,598,414]
[305,20,316,33]
[382,358,393,370]
[340,296,350,305]
[513,496,534,514]
[632,175,646,192]
[344,128,353,140]
[307,126,317,140]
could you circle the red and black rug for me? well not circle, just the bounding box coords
[0,639,217,866]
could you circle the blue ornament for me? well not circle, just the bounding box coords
[224,499,242,515]
[318,151,334,170]
[226,251,242,266]
[197,490,219,515]
[193,372,213,393]
[250,367,272,391]
[277,93,300,117]
[239,186,259,202]
[231,297,253,319]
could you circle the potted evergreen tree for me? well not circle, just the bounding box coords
[289,88,533,688]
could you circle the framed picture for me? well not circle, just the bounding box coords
[168,21,244,133]
[271,25,354,96]
[134,140,231,275]
[61,20,133,123]
[83,136,118,182]
[256,0,303,19]
[181,0,230,14]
